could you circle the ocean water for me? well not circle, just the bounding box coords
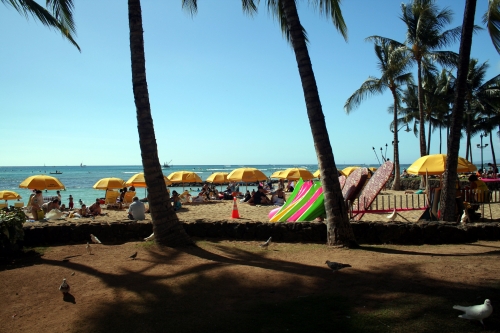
[0,163,409,207]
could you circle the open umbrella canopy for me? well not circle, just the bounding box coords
[19,175,65,190]
[270,170,284,178]
[407,154,477,175]
[167,171,202,183]
[0,190,22,201]
[93,177,126,190]
[342,167,360,177]
[278,168,314,181]
[125,173,172,187]
[227,168,268,182]
[206,172,229,184]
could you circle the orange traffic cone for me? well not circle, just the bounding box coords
[231,197,240,218]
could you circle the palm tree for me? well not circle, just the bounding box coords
[367,0,461,158]
[345,41,413,190]
[261,0,356,246]
[128,0,192,246]
[440,0,500,222]
[2,0,80,50]
[196,0,355,246]
[421,68,454,154]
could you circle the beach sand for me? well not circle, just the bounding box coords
[24,190,500,226]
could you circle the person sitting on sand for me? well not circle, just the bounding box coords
[179,190,192,204]
[79,204,90,217]
[248,186,271,205]
[171,191,182,211]
[42,198,60,213]
[128,196,145,220]
[88,199,102,216]
[241,190,252,203]
[271,188,286,206]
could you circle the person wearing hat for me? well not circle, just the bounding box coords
[89,198,102,216]
[128,196,145,220]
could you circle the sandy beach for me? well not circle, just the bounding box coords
[24,190,500,226]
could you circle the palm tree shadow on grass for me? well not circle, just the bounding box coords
[24,243,500,332]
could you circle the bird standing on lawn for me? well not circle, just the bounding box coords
[325,260,351,272]
[90,234,102,244]
[59,278,70,294]
[129,252,138,260]
[86,242,92,255]
[259,237,272,249]
[453,299,493,328]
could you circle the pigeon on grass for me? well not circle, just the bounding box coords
[453,299,493,328]
[325,260,351,272]
[259,237,272,249]
[59,278,70,294]
[86,242,92,255]
[129,252,138,260]
[90,234,102,244]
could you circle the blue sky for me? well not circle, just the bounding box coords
[1,0,499,167]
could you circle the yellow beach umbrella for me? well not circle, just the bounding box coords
[206,172,229,191]
[407,154,477,175]
[227,167,268,182]
[0,190,22,201]
[93,177,126,190]
[270,170,285,178]
[125,172,172,188]
[206,172,229,184]
[19,175,65,190]
[278,168,314,181]
[167,171,202,183]
[342,166,360,177]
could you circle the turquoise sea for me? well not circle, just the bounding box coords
[0,163,412,207]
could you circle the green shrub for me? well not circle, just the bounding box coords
[0,207,26,255]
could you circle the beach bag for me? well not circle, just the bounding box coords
[37,209,45,219]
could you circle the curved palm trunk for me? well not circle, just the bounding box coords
[391,91,401,190]
[440,0,477,222]
[417,61,427,156]
[128,0,192,246]
[281,0,356,247]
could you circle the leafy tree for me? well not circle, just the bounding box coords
[2,0,80,50]
[128,0,193,246]
[367,0,461,158]
[440,0,500,222]
[258,0,357,247]
[345,41,414,190]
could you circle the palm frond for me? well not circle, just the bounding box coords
[483,0,500,54]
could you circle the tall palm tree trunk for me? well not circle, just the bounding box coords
[128,0,192,246]
[465,113,471,160]
[281,0,357,247]
[490,129,497,176]
[440,0,477,222]
[391,91,401,190]
[417,61,427,156]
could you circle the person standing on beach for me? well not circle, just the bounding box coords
[56,190,62,205]
[68,195,74,209]
[30,190,43,221]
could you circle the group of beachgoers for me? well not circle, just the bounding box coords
[168,179,295,211]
